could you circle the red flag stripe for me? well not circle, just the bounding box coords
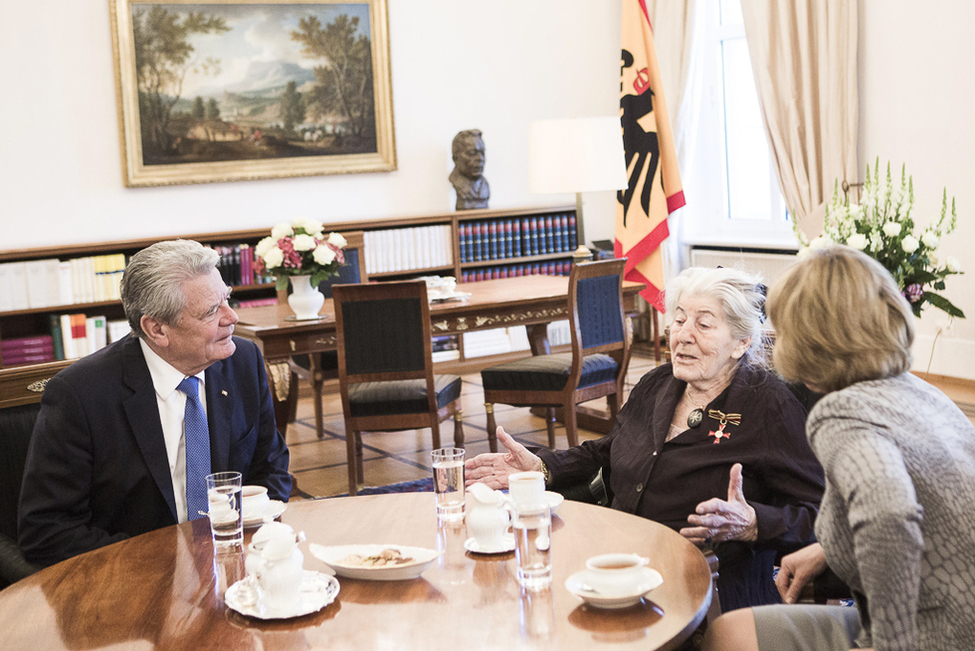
[615,216,670,279]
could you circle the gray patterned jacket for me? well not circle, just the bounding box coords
[809,372,975,651]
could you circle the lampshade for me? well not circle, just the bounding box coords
[529,116,628,194]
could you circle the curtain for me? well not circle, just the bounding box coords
[740,0,859,239]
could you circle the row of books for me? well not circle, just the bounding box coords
[458,214,577,263]
[0,254,127,313]
[460,260,571,283]
[0,314,132,367]
[213,244,275,288]
[363,225,454,275]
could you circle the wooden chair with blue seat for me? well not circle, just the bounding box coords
[284,230,368,439]
[332,280,464,495]
[0,359,73,588]
[481,258,631,451]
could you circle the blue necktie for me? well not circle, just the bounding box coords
[178,376,211,521]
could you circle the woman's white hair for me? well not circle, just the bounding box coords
[664,266,767,367]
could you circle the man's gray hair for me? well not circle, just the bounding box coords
[120,240,220,338]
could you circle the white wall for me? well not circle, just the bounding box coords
[859,0,975,380]
[3,1,973,379]
[0,1,622,250]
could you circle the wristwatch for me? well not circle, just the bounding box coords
[537,459,552,486]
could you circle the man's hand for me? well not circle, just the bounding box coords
[681,463,758,545]
[776,543,828,604]
[464,427,541,489]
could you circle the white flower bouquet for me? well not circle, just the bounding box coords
[253,217,348,291]
[798,160,964,318]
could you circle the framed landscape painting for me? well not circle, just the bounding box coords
[109,0,396,187]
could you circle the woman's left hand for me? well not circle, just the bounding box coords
[680,463,758,544]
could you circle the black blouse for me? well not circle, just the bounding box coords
[538,363,825,611]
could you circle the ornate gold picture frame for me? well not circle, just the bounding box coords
[109,0,395,187]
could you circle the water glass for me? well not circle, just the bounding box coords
[512,501,552,590]
[206,471,243,548]
[431,447,466,522]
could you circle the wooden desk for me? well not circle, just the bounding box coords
[0,493,711,650]
[234,275,644,439]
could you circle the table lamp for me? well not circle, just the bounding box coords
[529,116,628,261]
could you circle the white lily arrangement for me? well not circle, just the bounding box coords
[797,160,964,318]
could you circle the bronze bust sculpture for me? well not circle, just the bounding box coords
[449,129,489,210]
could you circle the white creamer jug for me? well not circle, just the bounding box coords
[246,522,305,616]
[466,482,511,551]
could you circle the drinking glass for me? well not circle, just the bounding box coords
[431,447,465,522]
[206,471,243,548]
[512,501,552,590]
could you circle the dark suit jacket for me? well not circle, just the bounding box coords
[18,334,291,566]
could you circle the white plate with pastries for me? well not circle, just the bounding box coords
[309,543,440,581]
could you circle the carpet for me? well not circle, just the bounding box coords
[329,477,434,498]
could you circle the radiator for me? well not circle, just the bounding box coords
[688,248,797,284]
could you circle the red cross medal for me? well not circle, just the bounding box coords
[706,410,741,444]
[709,423,731,444]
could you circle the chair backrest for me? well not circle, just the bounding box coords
[0,360,71,585]
[0,403,41,542]
[332,280,434,382]
[569,258,628,351]
[317,231,368,298]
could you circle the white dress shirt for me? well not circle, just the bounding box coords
[139,338,207,523]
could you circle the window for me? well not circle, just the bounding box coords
[680,0,794,248]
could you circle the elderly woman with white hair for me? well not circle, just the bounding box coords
[466,266,825,611]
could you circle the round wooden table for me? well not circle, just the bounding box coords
[0,493,712,650]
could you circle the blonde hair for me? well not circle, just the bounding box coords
[766,245,915,393]
[664,266,767,368]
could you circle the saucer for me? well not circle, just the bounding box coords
[464,534,515,555]
[565,567,664,609]
[243,500,287,528]
[225,570,339,620]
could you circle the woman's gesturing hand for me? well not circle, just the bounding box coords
[681,463,758,544]
[776,543,828,604]
[464,427,541,490]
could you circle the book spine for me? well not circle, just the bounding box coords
[530,218,540,255]
[503,220,513,258]
[49,313,65,360]
[467,223,474,262]
[512,220,522,258]
[568,215,578,249]
[1,351,56,366]
[487,221,497,260]
[472,222,482,262]
[60,314,76,359]
[560,214,571,252]
[0,333,55,348]
[545,216,555,254]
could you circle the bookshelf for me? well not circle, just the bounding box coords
[0,205,579,369]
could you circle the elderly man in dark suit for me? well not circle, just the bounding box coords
[19,240,291,566]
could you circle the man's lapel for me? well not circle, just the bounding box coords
[120,335,178,521]
[204,358,233,472]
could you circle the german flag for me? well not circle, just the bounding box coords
[615,0,684,312]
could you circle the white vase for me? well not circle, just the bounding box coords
[287,275,324,320]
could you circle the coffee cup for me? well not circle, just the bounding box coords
[508,471,546,511]
[584,553,649,593]
[241,485,270,517]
